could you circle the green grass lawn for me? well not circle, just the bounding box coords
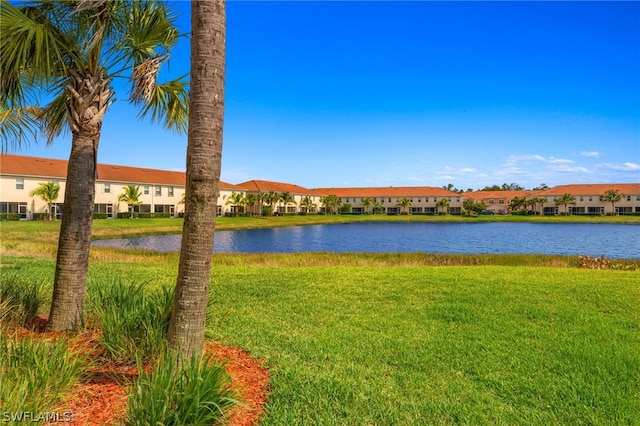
[2,251,638,425]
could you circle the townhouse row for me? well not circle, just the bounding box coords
[1,154,639,220]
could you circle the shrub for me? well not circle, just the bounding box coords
[89,281,173,363]
[0,213,20,221]
[0,335,85,413]
[32,212,49,220]
[93,213,109,219]
[127,351,238,426]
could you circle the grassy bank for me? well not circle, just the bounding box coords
[2,256,639,425]
[2,218,639,424]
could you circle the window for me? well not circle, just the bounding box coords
[155,186,161,196]
[456,197,460,202]
[52,180,59,185]
[589,196,593,201]
[433,197,437,202]
[636,195,640,201]
[144,185,149,195]
[499,200,505,204]
[579,196,584,202]
[489,199,495,204]
[15,178,24,190]
[388,198,391,202]
[104,183,110,194]
[168,187,174,197]
[627,195,631,201]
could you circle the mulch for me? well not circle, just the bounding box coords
[12,318,270,426]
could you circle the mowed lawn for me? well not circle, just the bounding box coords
[4,253,639,425]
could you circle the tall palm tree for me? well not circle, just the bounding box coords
[1,0,189,331]
[299,195,315,215]
[601,189,624,215]
[29,181,60,220]
[361,197,373,214]
[225,191,245,217]
[167,0,225,360]
[555,193,576,215]
[397,197,411,214]
[320,194,340,215]
[245,193,259,216]
[117,185,142,219]
[436,198,450,215]
[280,191,295,215]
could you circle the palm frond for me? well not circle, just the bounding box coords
[0,0,76,101]
[138,77,189,134]
[130,52,169,104]
[0,102,43,152]
[39,88,70,145]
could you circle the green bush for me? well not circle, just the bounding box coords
[0,274,47,329]
[89,281,173,363]
[32,213,49,220]
[0,213,20,221]
[93,212,109,219]
[0,335,86,413]
[127,351,237,426]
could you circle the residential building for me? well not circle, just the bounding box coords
[1,154,638,219]
[537,184,640,215]
[0,154,240,219]
[314,186,464,214]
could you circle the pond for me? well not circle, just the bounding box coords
[92,222,640,259]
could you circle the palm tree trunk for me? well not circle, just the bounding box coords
[47,133,97,331]
[167,0,226,360]
[46,71,111,332]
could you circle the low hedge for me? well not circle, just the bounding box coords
[0,213,20,221]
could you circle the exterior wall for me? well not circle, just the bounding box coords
[338,195,463,214]
[2,155,638,220]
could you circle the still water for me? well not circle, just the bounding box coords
[92,222,640,259]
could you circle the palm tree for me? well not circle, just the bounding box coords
[30,181,60,220]
[225,191,245,217]
[436,198,450,215]
[245,193,259,216]
[601,189,624,215]
[1,1,188,331]
[320,194,340,215]
[299,195,315,215]
[361,197,373,214]
[555,193,576,215]
[373,201,384,215]
[167,0,225,360]
[117,185,142,218]
[264,191,279,216]
[280,191,295,215]
[397,197,411,214]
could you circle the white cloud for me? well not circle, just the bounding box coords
[548,157,574,164]
[580,151,604,158]
[598,162,640,171]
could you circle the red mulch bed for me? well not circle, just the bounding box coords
[13,317,270,426]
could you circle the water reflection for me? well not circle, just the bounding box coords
[92,222,640,259]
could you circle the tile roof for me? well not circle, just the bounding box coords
[464,190,540,201]
[236,179,322,195]
[312,186,462,198]
[537,183,640,196]
[0,154,238,189]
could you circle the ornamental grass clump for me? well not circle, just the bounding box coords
[127,351,238,425]
[0,334,86,413]
[89,281,173,364]
[0,274,47,329]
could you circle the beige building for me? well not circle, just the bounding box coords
[0,154,241,219]
[1,154,639,219]
[314,186,464,214]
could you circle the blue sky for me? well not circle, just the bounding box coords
[11,1,640,190]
